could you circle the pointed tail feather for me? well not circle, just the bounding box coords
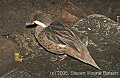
[75,52,101,70]
[66,40,101,70]
[79,40,100,70]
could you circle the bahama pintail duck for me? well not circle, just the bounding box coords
[26,13,100,70]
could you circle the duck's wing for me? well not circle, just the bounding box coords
[43,21,100,69]
[43,21,79,51]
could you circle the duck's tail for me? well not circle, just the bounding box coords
[66,40,101,70]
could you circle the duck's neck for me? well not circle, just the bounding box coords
[35,26,46,37]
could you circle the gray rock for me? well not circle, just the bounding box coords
[76,14,120,70]
[0,37,19,76]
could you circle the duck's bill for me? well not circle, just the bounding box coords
[26,22,37,27]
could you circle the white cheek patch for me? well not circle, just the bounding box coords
[34,20,47,27]
[58,44,66,48]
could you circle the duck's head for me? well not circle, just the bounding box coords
[26,13,52,28]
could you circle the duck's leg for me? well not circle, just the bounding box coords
[58,54,67,61]
[50,54,67,61]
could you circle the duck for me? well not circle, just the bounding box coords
[26,13,100,70]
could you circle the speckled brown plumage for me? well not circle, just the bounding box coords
[26,13,100,70]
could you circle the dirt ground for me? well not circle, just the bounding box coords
[0,0,120,78]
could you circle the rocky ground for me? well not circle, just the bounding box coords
[0,0,120,78]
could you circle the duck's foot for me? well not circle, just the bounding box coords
[50,55,58,61]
